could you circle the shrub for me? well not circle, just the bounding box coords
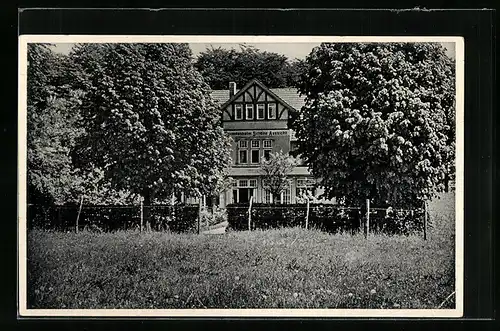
[226,203,424,235]
[369,207,426,235]
[27,204,199,233]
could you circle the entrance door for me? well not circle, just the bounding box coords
[238,188,254,203]
[238,188,250,203]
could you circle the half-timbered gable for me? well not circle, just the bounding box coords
[210,79,331,206]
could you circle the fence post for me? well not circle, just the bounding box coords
[248,196,253,231]
[198,199,202,235]
[57,206,62,230]
[75,196,84,234]
[305,198,310,230]
[365,198,370,239]
[171,192,176,232]
[423,201,428,241]
[140,199,144,232]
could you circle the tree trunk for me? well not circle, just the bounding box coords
[444,173,450,193]
[143,190,156,232]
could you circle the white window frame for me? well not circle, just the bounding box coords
[239,150,248,164]
[268,104,276,119]
[251,149,260,164]
[282,185,291,204]
[257,104,265,119]
[239,140,248,148]
[235,104,243,120]
[264,190,273,204]
[236,179,257,188]
[251,140,260,148]
[246,104,254,120]
[297,179,307,187]
[263,140,272,148]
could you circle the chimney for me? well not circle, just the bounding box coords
[229,82,237,98]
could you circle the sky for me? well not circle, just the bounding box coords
[51,41,456,60]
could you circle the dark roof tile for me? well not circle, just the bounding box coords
[210,90,230,105]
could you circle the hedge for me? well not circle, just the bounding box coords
[226,203,425,235]
[27,204,199,233]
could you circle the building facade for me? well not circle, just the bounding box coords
[211,79,324,207]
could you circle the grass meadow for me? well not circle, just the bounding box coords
[26,193,456,309]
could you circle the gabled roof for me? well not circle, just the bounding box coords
[210,79,306,111]
[210,90,230,105]
[269,88,306,111]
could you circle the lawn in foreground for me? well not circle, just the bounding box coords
[27,193,455,309]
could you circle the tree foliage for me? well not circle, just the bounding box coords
[260,151,297,204]
[27,44,85,204]
[194,45,305,89]
[72,43,231,208]
[27,44,139,206]
[292,42,455,207]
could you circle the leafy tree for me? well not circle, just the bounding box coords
[72,43,231,226]
[27,44,84,205]
[292,42,455,207]
[27,44,137,206]
[260,151,297,204]
[281,59,309,88]
[195,45,305,89]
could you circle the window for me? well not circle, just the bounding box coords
[234,179,255,203]
[268,104,276,119]
[236,179,257,188]
[296,178,316,202]
[257,104,265,119]
[235,104,243,120]
[263,149,271,161]
[246,104,254,120]
[251,140,260,148]
[263,140,272,148]
[264,190,273,204]
[282,187,291,204]
[251,149,260,164]
[239,140,248,148]
[239,150,248,164]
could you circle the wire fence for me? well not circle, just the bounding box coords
[226,201,429,237]
[27,199,430,238]
[27,204,200,233]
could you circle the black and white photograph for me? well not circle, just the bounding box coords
[18,35,464,317]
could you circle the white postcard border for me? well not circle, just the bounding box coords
[18,35,465,318]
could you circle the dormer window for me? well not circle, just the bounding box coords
[235,104,243,120]
[257,104,265,119]
[246,104,254,120]
[268,104,276,119]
